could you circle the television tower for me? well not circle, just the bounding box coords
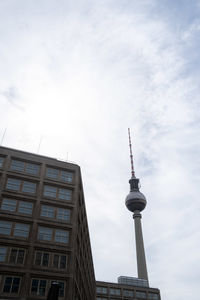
[125,128,148,282]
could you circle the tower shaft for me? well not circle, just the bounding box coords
[133,210,148,281]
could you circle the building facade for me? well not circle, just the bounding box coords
[0,146,96,300]
[96,277,161,300]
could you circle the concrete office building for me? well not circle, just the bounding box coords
[96,277,161,300]
[0,146,95,300]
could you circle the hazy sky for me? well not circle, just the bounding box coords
[1,1,200,299]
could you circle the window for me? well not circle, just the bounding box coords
[0,247,7,262]
[1,198,17,211]
[9,248,25,264]
[25,163,39,175]
[53,254,67,269]
[37,227,69,244]
[3,277,21,294]
[110,288,121,296]
[10,159,39,175]
[123,289,134,297]
[35,251,49,267]
[22,181,36,194]
[46,168,59,179]
[31,279,47,296]
[18,201,33,214]
[0,221,12,235]
[57,208,70,222]
[46,167,73,183]
[6,178,21,191]
[43,185,72,201]
[6,178,36,194]
[41,205,55,218]
[97,297,107,300]
[96,287,108,294]
[38,227,53,241]
[136,291,147,299]
[44,185,57,198]
[14,223,30,238]
[60,170,73,183]
[1,198,33,215]
[55,230,69,243]
[10,160,25,172]
[0,156,4,168]
[58,281,64,297]
[58,188,72,201]
[148,293,159,300]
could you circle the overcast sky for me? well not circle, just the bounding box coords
[1,0,200,299]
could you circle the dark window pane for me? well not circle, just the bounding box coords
[35,252,42,265]
[53,254,59,268]
[0,247,7,262]
[60,256,66,269]
[17,250,25,264]
[39,280,46,296]
[9,249,17,263]
[58,282,64,297]
[3,277,12,293]
[42,253,49,267]
[31,279,39,294]
[11,278,20,293]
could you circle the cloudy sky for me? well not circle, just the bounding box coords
[1,0,200,299]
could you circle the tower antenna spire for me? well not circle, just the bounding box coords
[128,128,135,178]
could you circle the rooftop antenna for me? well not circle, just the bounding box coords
[128,128,135,178]
[37,136,43,154]
[1,128,7,146]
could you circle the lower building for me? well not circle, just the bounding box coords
[96,277,161,300]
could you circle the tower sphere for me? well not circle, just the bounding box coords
[125,190,146,212]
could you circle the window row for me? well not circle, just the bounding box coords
[0,221,69,244]
[0,198,71,222]
[38,226,69,243]
[0,247,67,270]
[1,276,65,297]
[35,251,67,269]
[9,159,73,183]
[5,178,72,201]
[43,185,72,201]
[10,159,40,175]
[41,205,70,222]
[6,178,36,194]
[46,167,73,183]
[96,287,159,299]
[1,198,33,215]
